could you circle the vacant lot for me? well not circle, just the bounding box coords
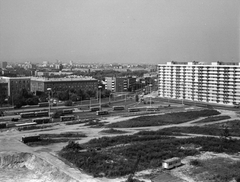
[188,157,240,182]
[107,109,220,128]
[59,128,240,178]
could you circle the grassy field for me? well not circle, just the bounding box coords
[107,109,220,128]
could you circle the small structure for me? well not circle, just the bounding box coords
[162,157,181,169]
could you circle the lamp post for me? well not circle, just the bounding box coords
[98,86,102,111]
[47,88,52,118]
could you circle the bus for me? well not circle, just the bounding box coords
[96,111,109,116]
[63,109,73,114]
[16,122,37,127]
[38,102,49,107]
[146,107,159,111]
[32,117,51,124]
[90,107,100,112]
[60,115,75,122]
[35,111,49,117]
[128,108,140,112]
[20,112,35,118]
[22,135,40,143]
[113,106,125,111]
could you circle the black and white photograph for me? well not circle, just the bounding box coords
[0,0,239,181]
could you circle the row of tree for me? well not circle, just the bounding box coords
[10,87,112,108]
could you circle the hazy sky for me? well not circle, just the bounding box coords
[0,0,239,64]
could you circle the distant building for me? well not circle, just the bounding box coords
[1,62,7,69]
[0,77,31,98]
[30,77,98,93]
[105,77,136,92]
[158,61,240,105]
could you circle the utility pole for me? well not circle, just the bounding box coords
[98,86,102,111]
[47,88,52,118]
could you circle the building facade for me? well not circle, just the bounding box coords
[105,77,136,92]
[158,61,240,105]
[0,80,8,101]
[1,62,7,69]
[0,77,31,98]
[30,77,98,93]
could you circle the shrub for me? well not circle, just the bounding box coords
[190,159,202,166]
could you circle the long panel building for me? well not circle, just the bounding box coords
[158,61,240,105]
[31,77,98,93]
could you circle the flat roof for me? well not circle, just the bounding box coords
[0,76,31,80]
[162,157,180,163]
[30,77,97,82]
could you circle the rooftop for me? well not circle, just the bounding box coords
[30,76,97,82]
[158,61,240,66]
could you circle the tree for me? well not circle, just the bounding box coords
[26,96,39,105]
[70,93,78,101]
[135,95,139,102]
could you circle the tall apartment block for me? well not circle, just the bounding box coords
[158,61,240,105]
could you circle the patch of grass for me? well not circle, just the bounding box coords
[100,128,128,134]
[194,115,231,124]
[161,119,240,137]
[107,109,220,128]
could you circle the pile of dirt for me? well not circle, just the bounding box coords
[0,151,79,182]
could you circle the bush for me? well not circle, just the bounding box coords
[190,159,202,166]
[62,141,84,151]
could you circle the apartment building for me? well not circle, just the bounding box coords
[105,77,136,92]
[0,77,31,98]
[158,61,240,105]
[31,77,98,93]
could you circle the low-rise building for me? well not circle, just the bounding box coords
[30,77,98,93]
[105,76,136,92]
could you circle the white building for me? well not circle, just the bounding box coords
[158,61,240,105]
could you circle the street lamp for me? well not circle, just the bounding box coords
[98,86,102,111]
[47,88,52,118]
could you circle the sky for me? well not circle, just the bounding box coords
[0,0,239,64]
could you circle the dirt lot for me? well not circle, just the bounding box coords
[0,106,239,182]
